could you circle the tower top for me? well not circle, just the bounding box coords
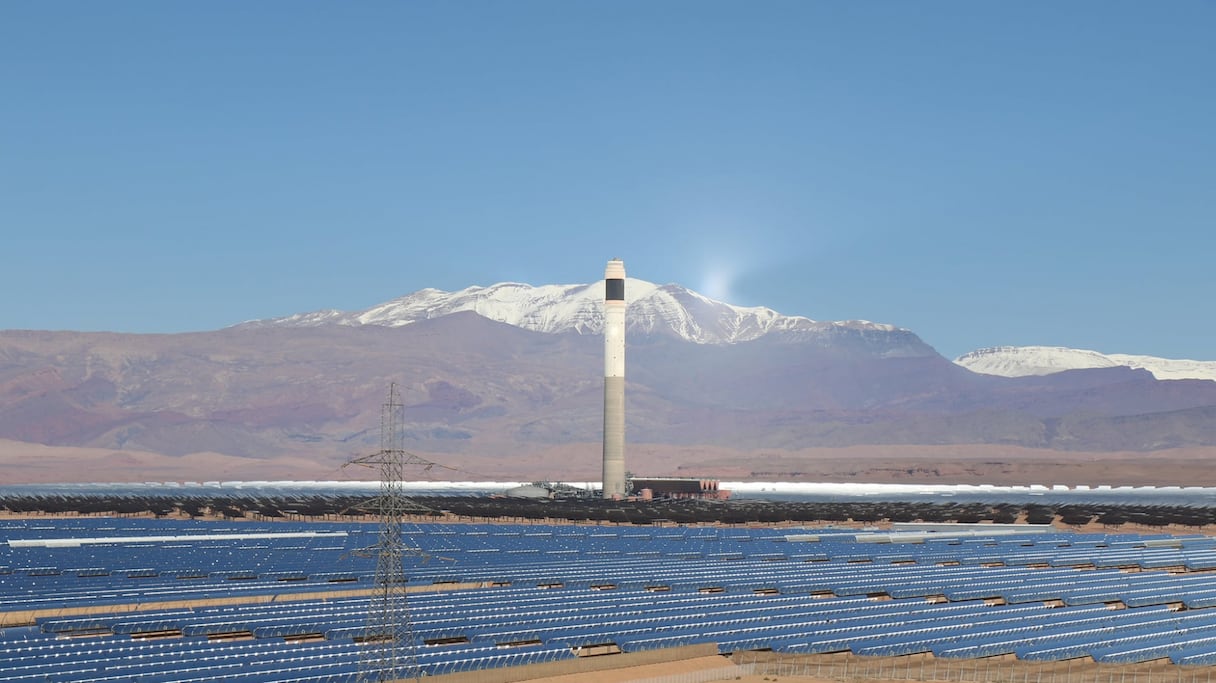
[604,259,626,280]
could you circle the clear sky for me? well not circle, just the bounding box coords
[2,1,1213,360]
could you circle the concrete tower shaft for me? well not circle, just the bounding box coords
[602,258,627,499]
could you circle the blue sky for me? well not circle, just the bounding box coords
[3,1,1213,360]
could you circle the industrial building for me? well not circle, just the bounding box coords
[630,477,730,500]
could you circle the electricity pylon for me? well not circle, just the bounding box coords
[349,383,436,683]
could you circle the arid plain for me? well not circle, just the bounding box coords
[3,438,1214,487]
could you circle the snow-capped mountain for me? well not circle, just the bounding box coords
[246,278,913,348]
[956,346,1216,382]
[7,296,1216,481]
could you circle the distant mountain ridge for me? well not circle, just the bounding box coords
[3,279,1216,484]
[956,346,1216,382]
[243,278,924,352]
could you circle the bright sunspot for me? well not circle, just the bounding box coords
[699,264,737,303]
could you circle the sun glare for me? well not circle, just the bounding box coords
[699,264,736,303]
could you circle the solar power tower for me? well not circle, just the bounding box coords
[350,383,432,683]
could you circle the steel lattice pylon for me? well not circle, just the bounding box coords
[350,383,432,683]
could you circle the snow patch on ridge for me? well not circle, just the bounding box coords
[956,346,1216,382]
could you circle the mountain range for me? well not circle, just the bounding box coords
[2,279,1214,485]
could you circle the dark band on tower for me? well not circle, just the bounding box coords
[605,278,624,301]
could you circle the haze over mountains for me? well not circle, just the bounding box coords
[2,279,1214,484]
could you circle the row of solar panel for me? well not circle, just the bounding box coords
[0,635,577,683]
[9,578,1216,669]
[10,517,1213,553]
[13,529,1216,617]
[11,522,1216,593]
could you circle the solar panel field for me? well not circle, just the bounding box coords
[4,517,1216,682]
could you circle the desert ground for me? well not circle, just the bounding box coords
[2,438,1215,488]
